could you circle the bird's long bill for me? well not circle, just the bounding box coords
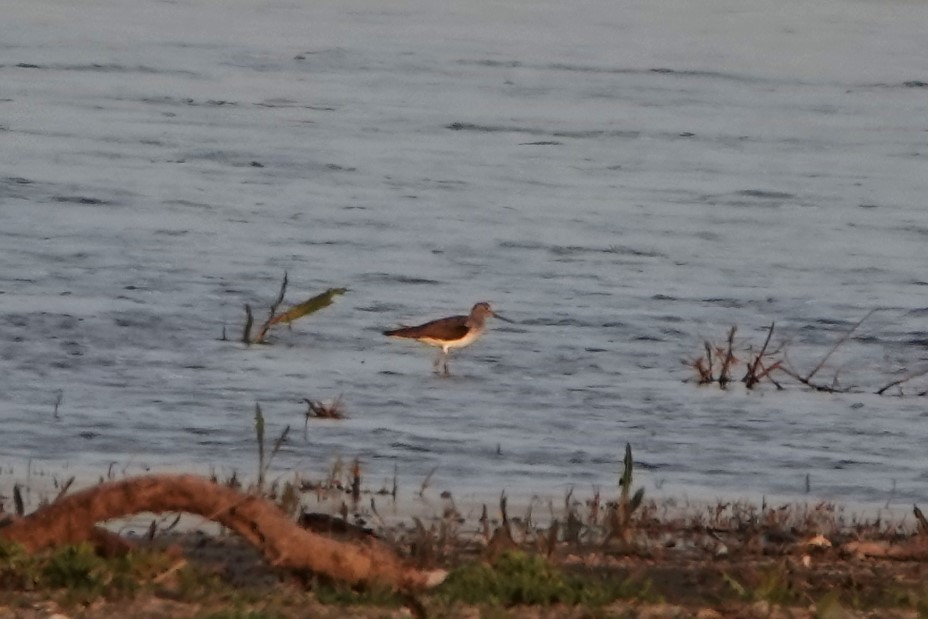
[492,311,515,323]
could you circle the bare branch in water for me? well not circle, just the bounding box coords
[876,366,928,396]
[803,309,879,382]
[255,271,289,343]
[242,303,254,344]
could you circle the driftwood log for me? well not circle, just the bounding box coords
[0,474,445,591]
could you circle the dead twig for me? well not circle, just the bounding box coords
[418,467,437,498]
[254,271,290,344]
[914,504,928,536]
[780,352,857,393]
[753,359,784,389]
[789,309,879,389]
[53,390,63,420]
[53,477,75,504]
[304,395,346,421]
[718,325,737,387]
[255,404,266,492]
[778,311,878,393]
[700,341,714,383]
[743,322,778,389]
[805,310,878,381]
[13,485,24,517]
[254,405,290,495]
[778,361,847,392]
[242,304,254,344]
[351,458,362,504]
[876,366,928,396]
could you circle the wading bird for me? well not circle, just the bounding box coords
[383,302,513,375]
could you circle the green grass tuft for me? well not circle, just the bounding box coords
[41,543,110,592]
[438,551,651,608]
[0,541,39,589]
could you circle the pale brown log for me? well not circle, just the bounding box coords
[0,515,134,557]
[0,474,444,591]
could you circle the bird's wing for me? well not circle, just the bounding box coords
[383,314,469,339]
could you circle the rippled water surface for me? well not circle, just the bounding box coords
[2,0,928,507]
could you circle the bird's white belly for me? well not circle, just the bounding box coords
[422,328,483,352]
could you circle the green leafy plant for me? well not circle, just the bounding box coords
[41,543,109,592]
[440,551,572,606]
[0,541,39,589]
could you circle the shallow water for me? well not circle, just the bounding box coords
[2,0,928,508]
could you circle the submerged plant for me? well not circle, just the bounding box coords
[241,272,347,344]
[303,395,346,424]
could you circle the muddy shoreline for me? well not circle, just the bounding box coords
[2,471,927,618]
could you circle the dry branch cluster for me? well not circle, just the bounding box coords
[690,324,782,390]
[689,312,928,395]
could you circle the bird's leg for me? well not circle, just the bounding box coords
[434,349,451,376]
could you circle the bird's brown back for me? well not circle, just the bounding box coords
[383,314,470,341]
